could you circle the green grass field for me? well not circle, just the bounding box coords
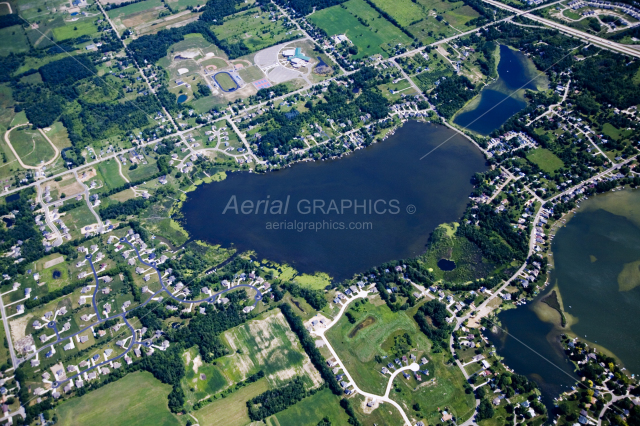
[201,57,229,69]
[63,203,97,236]
[52,20,98,41]
[54,371,180,426]
[214,72,239,91]
[45,122,73,150]
[108,0,164,19]
[194,379,269,426]
[602,122,633,141]
[238,65,266,83]
[370,0,427,27]
[443,5,481,27]
[269,388,352,425]
[293,272,332,290]
[562,8,583,20]
[526,148,565,173]
[96,159,127,190]
[212,7,299,53]
[9,127,56,167]
[309,0,412,58]
[0,26,30,56]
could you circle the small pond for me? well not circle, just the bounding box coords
[437,258,456,271]
[177,94,188,104]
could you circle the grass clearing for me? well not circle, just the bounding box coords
[602,122,633,141]
[194,379,269,426]
[52,20,98,41]
[8,127,56,167]
[54,371,180,426]
[370,0,427,27]
[309,0,412,58]
[108,0,164,19]
[526,148,564,174]
[238,65,266,83]
[293,272,331,290]
[212,7,300,53]
[0,25,30,56]
[270,388,352,425]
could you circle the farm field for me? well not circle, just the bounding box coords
[212,7,299,53]
[370,0,427,27]
[54,371,180,426]
[108,0,164,19]
[182,309,322,406]
[194,379,269,426]
[0,26,30,56]
[267,388,352,426]
[8,127,56,167]
[309,0,412,58]
[52,19,99,41]
[526,148,565,174]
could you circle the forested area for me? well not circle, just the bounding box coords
[414,300,452,350]
[457,204,528,264]
[272,0,347,15]
[247,377,307,420]
[0,13,22,29]
[0,189,45,278]
[99,198,152,220]
[429,75,477,119]
[280,282,327,310]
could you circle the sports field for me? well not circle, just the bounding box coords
[526,148,565,174]
[8,127,56,167]
[214,72,240,92]
[309,0,412,58]
[54,371,180,426]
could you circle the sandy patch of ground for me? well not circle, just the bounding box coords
[362,397,380,414]
[77,168,96,182]
[10,314,32,343]
[43,256,64,269]
[80,223,100,235]
[192,354,203,373]
[183,350,191,366]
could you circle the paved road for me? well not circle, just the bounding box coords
[313,290,418,426]
[0,290,18,370]
[20,236,262,391]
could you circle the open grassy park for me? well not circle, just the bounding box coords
[309,0,412,58]
[8,126,57,167]
[54,371,180,426]
[526,148,565,174]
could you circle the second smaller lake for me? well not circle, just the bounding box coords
[453,45,547,135]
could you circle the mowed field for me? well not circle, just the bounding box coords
[194,379,269,426]
[52,19,99,41]
[54,371,180,426]
[526,147,565,174]
[8,127,56,167]
[309,0,412,58]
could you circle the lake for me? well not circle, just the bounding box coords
[488,189,640,412]
[453,45,548,135]
[181,121,486,281]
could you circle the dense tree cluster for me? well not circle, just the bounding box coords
[273,0,347,15]
[429,75,477,119]
[280,282,327,310]
[280,304,342,394]
[39,56,96,86]
[414,300,452,350]
[247,377,307,420]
